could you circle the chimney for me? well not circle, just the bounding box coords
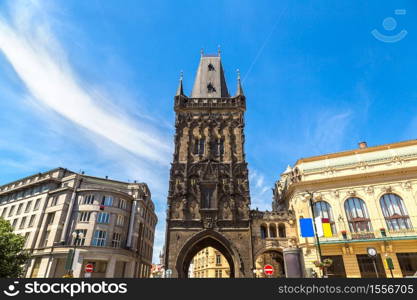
[358,141,368,149]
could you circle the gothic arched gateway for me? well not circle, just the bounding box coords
[164,51,303,278]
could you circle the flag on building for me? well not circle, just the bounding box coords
[299,218,315,237]
[314,217,332,237]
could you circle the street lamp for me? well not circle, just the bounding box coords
[67,231,84,276]
[304,191,324,278]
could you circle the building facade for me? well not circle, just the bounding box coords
[0,168,157,278]
[163,51,303,278]
[275,140,417,278]
[192,247,230,278]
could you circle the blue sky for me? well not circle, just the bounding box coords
[1,0,416,262]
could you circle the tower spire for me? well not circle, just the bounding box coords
[235,69,244,96]
[176,71,185,96]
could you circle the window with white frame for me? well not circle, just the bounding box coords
[92,230,107,247]
[8,205,15,217]
[16,203,23,215]
[83,194,95,205]
[101,195,113,206]
[79,211,91,222]
[42,230,50,247]
[112,232,122,248]
[97,212,110,224]
[118,199,127,210]
[73,229,87,246]
[116,215,124,226]
[34,199,41,210]
[12,218,18,229]
[25,201,32,213]
[19,216,26,229]
[28,215,36,227]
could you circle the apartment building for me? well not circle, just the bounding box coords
[0,168,157,278]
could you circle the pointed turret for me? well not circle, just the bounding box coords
[235,69,244,97]
[176,71,185,96]
[191,49,229,98]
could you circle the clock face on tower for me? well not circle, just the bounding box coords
[367,247,377,257]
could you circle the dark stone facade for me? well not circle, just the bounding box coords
[164,53,302,278]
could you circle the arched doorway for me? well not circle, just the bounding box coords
[175,231,238,278]
[255,250,285,278]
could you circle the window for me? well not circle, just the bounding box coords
[313,201,336,235]
[260,225,267,239]
[208,63,215,71]
[34,199,41,210]
[46,212,55,225]
[83,195,95,205]
[24,232,31,247]
[278,223,286,238]
[33,186,41,194]
[16,203,23,215]
[344,197,372,232]
[25,201,32,213]
[201,186,214,209]
[8,205,15,217]
[207,82,216,93]
[112,232,122,248]
[49,196,58,206]
[194,138,205,155]
[42,231,50,247]
[118,199,127,210]
[269,224,277,238]
[101,196,113,206]
[116,215,124,226]
[322,255,346,278]
[28,215,36,227]
[97,212,110,224]
[73,229,87,246]
[397,253,417,277]
[12,219,18,229]
[380,194,412,231]
[1,207,7,218]
[79,211,91,222]
[19,216,27,229]
[92,230,107,247]
[216,254,221,265]
[212,139,224,156]
[356,254,386,278]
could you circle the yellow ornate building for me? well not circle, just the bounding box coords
[275,140,417,278]
[191,247,230,278]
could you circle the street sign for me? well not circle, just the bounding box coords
[85,263,94,273]
[264,264,274,276]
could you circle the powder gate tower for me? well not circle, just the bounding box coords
[164,50,254,278]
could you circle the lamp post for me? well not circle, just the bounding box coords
[304,191,324,278]
[68,231,84,276]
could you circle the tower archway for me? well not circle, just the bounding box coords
[175,230,240,278]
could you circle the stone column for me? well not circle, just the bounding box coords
[105,257,117,278]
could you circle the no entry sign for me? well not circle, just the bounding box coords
[264,264,274,276]
[85,263,94,273]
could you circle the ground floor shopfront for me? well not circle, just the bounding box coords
[306,239,417,278]
[25,246,152,278]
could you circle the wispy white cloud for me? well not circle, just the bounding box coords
[0,0,171,166]
[0,0,171,263]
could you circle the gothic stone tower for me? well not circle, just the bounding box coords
[164,51,253,278]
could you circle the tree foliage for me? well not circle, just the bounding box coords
[0,217,31,278]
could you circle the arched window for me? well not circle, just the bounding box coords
[278,223,286,238]
[269,224,277,238]
[344,197,372,232]
[380,194,412,231]
[313,201,336,234]
[260,225,267,239]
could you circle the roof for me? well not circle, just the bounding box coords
[191,54,229,98]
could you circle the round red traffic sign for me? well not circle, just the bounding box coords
[85,263,94,273]
[264,264,274,276]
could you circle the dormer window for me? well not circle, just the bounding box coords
[207,83,216,93]
[208,63,215,71]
